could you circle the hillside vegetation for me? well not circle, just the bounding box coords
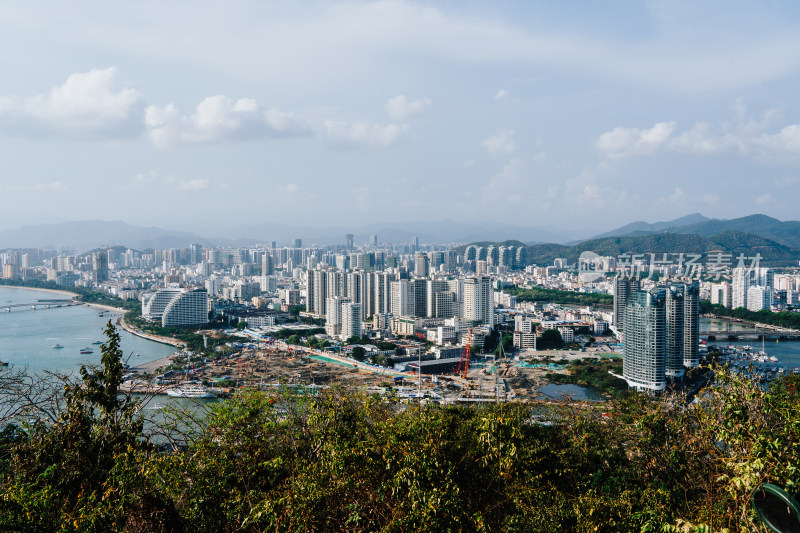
[1,324,799,532]
[461,230,799,267]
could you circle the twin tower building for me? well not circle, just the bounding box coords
[614,276,700,392]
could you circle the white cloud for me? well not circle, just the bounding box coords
[0,68,143,137]
[755,193,772,205]
[482,128,516,156]
[488,157,525,189]
[667,187,685,203]
[324,120,408,149]
[596,103,800,160]
[703,193,721,204]
[32,181,67,191]
[385,95,431,120]
[178,179,210,191]
[145,95,310,149]
[128,170,213,192]
[594,122,675,159]
[494,89,510,102]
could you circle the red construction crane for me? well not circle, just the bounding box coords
[457,328,473,379]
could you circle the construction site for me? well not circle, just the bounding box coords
[134,335,584,403]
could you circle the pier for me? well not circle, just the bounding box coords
[2,298,80,312]
[701,329,800,341]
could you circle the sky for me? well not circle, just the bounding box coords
[1,1,800,236]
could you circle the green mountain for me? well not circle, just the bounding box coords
[590,213,709,240]
[593,214,800,250]
[665,214,800,249]
[461,231,798,267]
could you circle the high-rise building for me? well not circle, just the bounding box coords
[326,296,351,337]
[93,251,109,283]
[613,275,640,330]
[623,281,699,390]
[683,282,699,368]
[341,302,362,340]
[733,266,773,310]
[623,289,667,392]
[732,267,752,309]
[292,238,303,249]
[262,254,274,276]
[665,285,685,379]
[142,288,209,327]
[189,244,203,265]
[414,253,429,277]
[710,282,732,308]
[390,279,415,316]
[461,276,494,326]
[346,233,354,250]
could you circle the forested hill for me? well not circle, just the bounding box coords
[455,231,799,267]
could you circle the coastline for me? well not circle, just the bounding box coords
[118,316,185,348]
[0,285,80,299]
[0,285,127,314]
[1,284,177,369]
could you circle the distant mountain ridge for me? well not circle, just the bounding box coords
[590,214,800,249]
[460,231,798,267]
[589,213,710,240]
[0,221,213,251]
[0,219,587,251]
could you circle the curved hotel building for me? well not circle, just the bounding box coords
[142,287,209,327]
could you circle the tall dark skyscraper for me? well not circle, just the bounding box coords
[93,251,109,283]
[623,282,700,392]
[613,274,640,331]
[623,289,666,392]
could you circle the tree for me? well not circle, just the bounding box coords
[2,322,180,530]
[494,333,513,356]
[236,321,247,330]
[351,346,366,362]
[538,329,564,350]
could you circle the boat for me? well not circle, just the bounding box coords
[0,360,8,367]
[52,344,64,349]
[79,347,94,354]
[165,384,215,399]
[92,341,102,345]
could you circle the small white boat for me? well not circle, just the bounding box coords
[52,344,64,349]
[166,384,214,398]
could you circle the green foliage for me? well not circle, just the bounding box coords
[351,346,366,361]
[494,333,513,356]
[236,321,247,330]
[507,285,613,307]
[2,343,800,532]
[1,322,180,531]
[538,328,565,350]
[546,358,628,397]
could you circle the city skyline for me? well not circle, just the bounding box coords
[2,2,800,232]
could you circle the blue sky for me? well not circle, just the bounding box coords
[1,1,800,235]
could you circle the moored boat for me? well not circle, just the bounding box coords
[165,383,215,398]
[79,347,94,354]
[52,344,64,349]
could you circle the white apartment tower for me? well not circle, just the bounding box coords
[461,276,494,326]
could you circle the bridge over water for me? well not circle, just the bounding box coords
[701,329,800,341]
[2,298,80,312]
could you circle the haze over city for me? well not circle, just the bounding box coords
[2,1,800,235]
